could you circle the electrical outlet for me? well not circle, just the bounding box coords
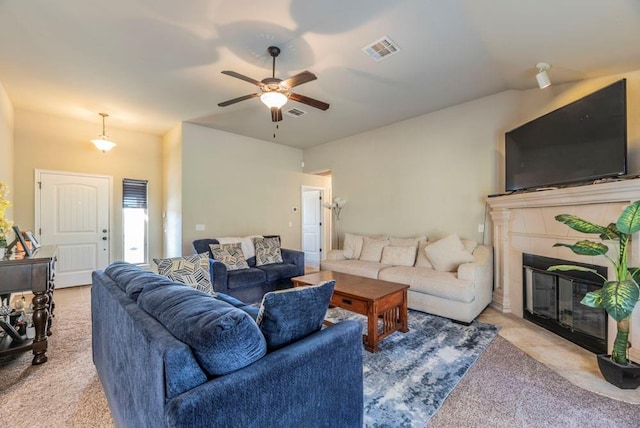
[478,224,485,233]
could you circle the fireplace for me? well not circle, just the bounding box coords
[523,253,607,354]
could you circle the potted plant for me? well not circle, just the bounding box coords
[549,200,640,389]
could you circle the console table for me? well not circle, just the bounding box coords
[0,245,56,364]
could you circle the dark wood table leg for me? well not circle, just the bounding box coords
[365,303,379,352]
[400,290,409,333]
[46,285,54,336]
[31,290,49,365]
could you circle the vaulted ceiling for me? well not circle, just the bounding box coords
[1,0,640,148]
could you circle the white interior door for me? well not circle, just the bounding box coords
[302,187,322,270]
[36,170,111,287]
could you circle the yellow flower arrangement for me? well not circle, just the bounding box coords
[0,182,13,247]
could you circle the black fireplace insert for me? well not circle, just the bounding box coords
[523,253,608,354]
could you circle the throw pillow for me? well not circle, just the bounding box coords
[153,253,215,295]
[209,242,249,271]
[381,245,417,266]
[359,236,390,262]
[217,235,262,260]
[414,240,433,268]
[254,237,283,266]
[424,234,475,272]
[256,280,335,351]
[342,233,364,259]
[461,238,479,255]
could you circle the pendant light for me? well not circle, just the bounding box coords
[91,113,116,153]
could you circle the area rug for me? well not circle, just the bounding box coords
[325,308,499,428]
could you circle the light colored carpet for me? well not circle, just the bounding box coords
[3,294,639,428]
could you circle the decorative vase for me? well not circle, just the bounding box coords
[597,354,640,389]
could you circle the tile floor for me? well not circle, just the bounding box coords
[27,285,640,404]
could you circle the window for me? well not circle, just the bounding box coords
[123,179,148,264]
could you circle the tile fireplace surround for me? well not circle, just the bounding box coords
[487,178,640,363]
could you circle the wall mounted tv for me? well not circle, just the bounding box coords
[505,79,627,192]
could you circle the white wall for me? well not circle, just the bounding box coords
[179,123,330,255]
[13,110,164,263]
[162,123,182,257]
[303,91,521,243]
[0,81,14,221]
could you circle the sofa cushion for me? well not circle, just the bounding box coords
[105,261,144,292]
[124,271,177,301]
[153,253,215,295]
[389,235,426,247]
[320,259,391,279]
[415,240,433,268]
[381,245,417,267]
[254,237,283,266]
[214,292,260,320]
[137,284,267,376]
[343,233,364,260]
[359,236,390,262]
[256,262,300,283]
[227,267,267,289]
[256,280,335,351]
[209,242,250,271]
[425,234,474,272]
[462,238,479,254]
[379,266,475,303]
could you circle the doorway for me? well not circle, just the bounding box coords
[35,170,112,287]
[301,186,324,270]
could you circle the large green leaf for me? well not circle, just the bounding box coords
[553,240,608,256]
[555,214,609,235]
[581,289,603,308]
[617,200,640,235]
[600,223,621,241]
[548,265,599,275]
[600,280,640,322]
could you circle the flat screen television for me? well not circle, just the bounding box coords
[505,79,627,192]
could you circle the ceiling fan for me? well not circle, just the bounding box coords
[218,46,330,122]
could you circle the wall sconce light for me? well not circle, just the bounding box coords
[91,113,116,153]
[536,63,551,89]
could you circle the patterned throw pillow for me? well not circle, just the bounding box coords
[153,253,215,295]
[254,237,283,266]
[209,243,249,271]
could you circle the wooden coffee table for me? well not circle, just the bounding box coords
[292,271,409,352]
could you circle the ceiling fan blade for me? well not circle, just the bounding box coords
[271,107,283,122]
[221,70,264,87]
[288,93,330,111]
[281,71,317,89]
[218,93,260,107]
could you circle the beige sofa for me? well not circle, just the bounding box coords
[320,233,493,323]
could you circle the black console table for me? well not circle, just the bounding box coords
[0,246,56,364]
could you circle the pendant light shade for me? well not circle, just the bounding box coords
[91,113,116,153]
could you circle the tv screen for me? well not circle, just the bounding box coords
[505,79,627,192]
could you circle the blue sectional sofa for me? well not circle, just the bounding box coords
[193,236,304,303]
[92,262,363,428]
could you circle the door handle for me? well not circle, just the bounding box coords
[102,237,108,241]
[102,229,108,233]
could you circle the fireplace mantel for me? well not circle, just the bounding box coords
[487,178,640,361]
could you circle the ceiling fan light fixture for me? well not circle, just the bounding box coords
[91,113,116,153]
[260,92,288,109]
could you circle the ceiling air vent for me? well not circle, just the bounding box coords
[362,36,401,62]
[285,107,307,117]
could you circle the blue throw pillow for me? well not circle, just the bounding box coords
[256,280,335,351]
[137,284,267,376]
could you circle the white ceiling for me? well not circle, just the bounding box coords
[1,0,640,149]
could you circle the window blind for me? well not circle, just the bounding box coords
[122,179,148,209]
